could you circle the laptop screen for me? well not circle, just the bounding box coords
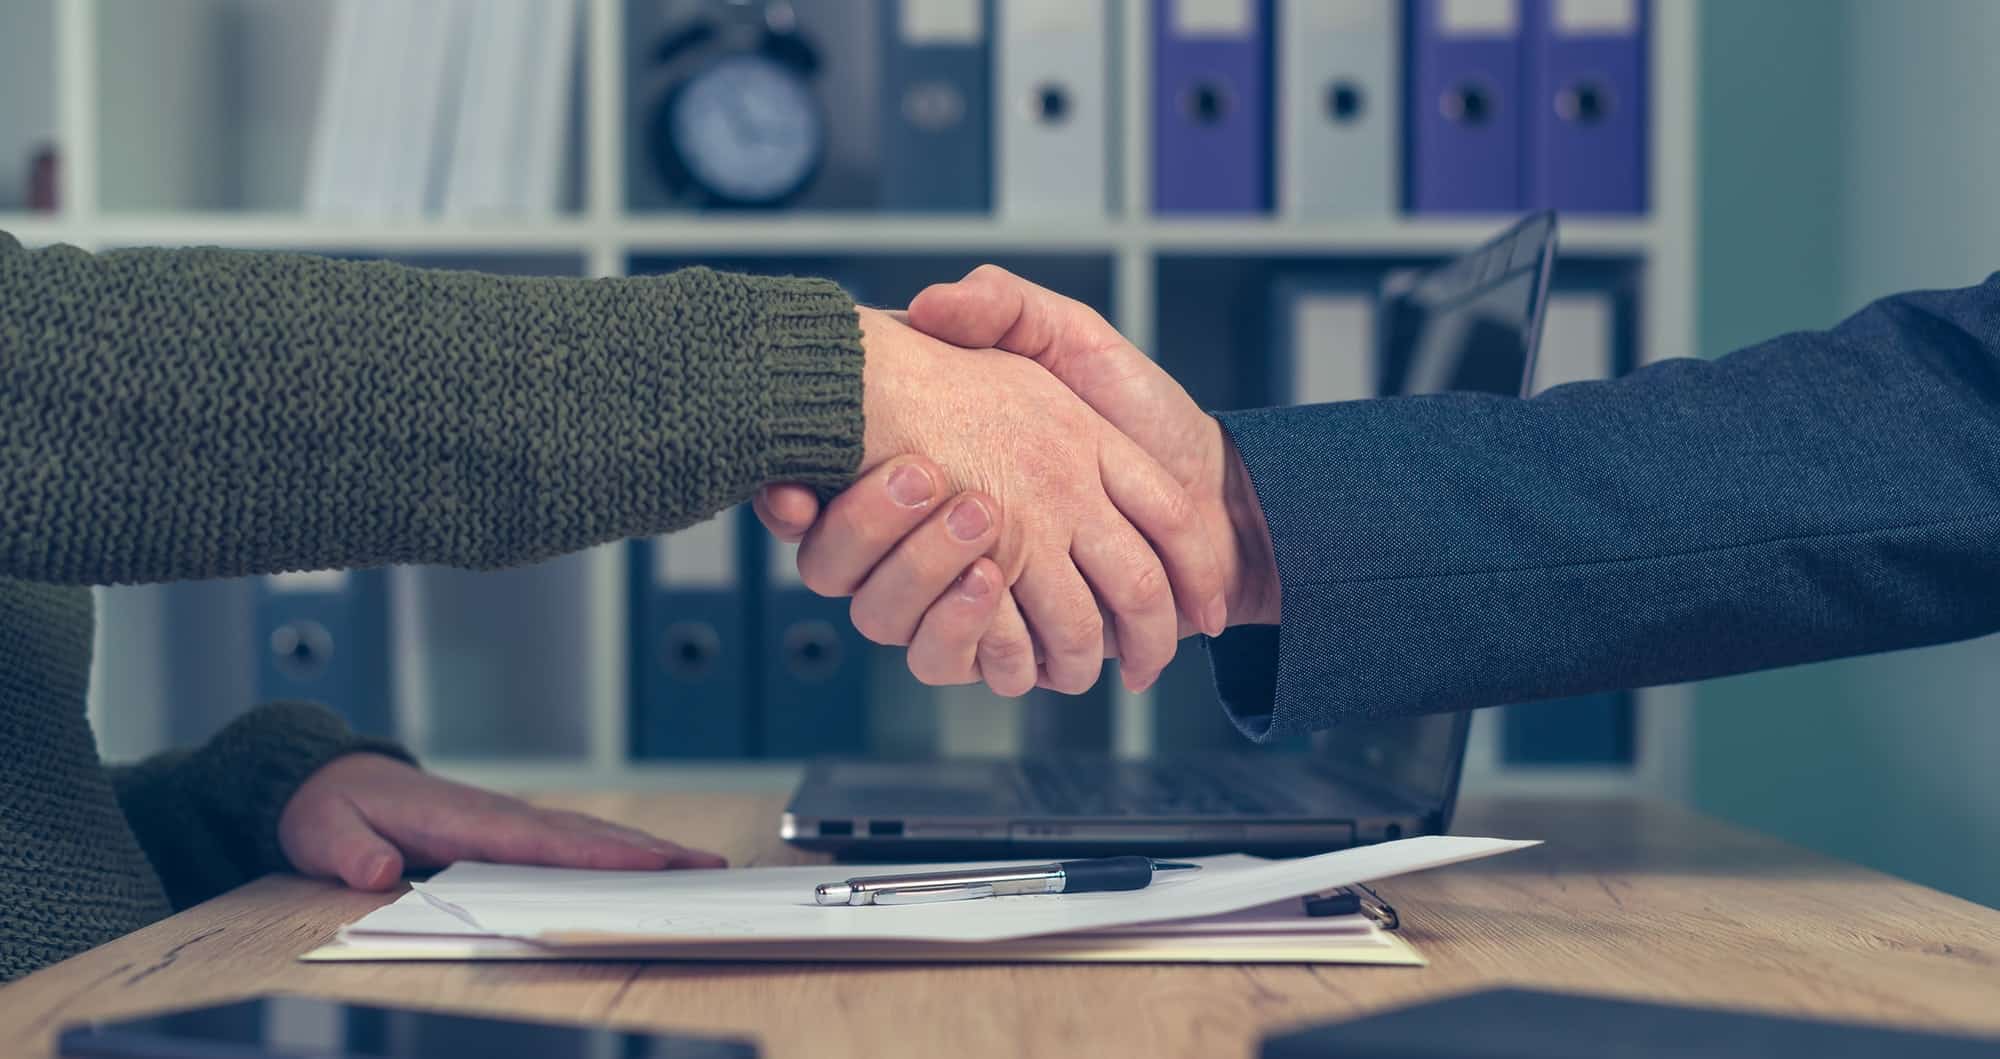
[1310,212,1557,821]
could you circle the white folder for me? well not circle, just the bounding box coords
[1278,0,1400,218]
[1273,278,1380,405]
[1530,290,1616,394]
[996,0,1112,220]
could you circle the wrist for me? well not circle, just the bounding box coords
[858,306,916,472]
[1214,423,1281,627]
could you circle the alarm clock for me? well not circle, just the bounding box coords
[648,2,826,209]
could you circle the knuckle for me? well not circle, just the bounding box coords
[908,654,961,687]
[1155,485,1197,533]
[967,263,1014,286]
[978,630,1034,670]
[848,601,908,647]
[795,556,844,598]
[1048,665,1099,696]
[1054,608,1105,655]
[1125,562,1171,612]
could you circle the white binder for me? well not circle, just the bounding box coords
[1277,0,1400,218]
[1271,277,1380,405]
[1530,291,1615,394]
[996,0,1112,219]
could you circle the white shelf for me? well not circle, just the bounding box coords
[49,213,597,252]
[6,212,1668,257]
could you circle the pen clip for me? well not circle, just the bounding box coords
[874,882,996,906]
[1351,883,1399,931]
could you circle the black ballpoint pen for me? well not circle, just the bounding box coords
[814,856,1202,907]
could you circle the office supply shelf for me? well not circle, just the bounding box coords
[29,0,1695,800]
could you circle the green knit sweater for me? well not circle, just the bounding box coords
[0,232,865,982]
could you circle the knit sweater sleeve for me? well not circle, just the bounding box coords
[0,232,864,583]
[103,702,415,910]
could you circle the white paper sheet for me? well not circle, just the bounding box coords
[353,835,1534,945]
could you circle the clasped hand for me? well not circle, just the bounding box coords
[755,268,1281,698]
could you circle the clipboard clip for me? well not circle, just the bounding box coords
[1300,883,1399,931]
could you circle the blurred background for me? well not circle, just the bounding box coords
[0,1,1991,908]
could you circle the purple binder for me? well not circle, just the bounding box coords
[1152,0,1272,214]
[1405,0,1524,213]
[1525,0,1647,213]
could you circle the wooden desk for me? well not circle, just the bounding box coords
[5,796,1997,1057]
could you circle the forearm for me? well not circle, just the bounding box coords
[0,234,862,584]
[1210,274,2000,739]
[107,702,412,909]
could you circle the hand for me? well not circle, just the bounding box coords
[759,273,1280,681]
[795,307,1227,695]
[277,753,726,890]
[904,268,1280,628]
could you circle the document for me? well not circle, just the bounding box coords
[335,836,1534,947]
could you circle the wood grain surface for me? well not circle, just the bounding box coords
[4,795,1996,1057]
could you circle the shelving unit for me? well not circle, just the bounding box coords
[16,0,1697,801]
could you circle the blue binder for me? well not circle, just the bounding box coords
[880,0,992,211]
[253,569,393,737]
[1153,0,1273,214]
[756,527,871,758]
[1524,0,1647,213]
[628,512,752,759]
[1405,0,1526,213]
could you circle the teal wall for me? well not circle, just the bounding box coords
[1694,0,2000,908]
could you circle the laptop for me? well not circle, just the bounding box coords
[783,212,1560,859]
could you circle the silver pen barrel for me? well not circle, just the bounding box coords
[815,863,1066,906]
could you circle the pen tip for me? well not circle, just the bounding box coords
[1151,861,1201,872]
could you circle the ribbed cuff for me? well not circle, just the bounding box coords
[187,701,417,878]
[748,275,866,488]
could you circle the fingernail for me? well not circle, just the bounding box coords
[361,853,396,886]
[947,497,991,541]
[1204,597,1229,638]
[888,463,934,507]
[954,567,992,601]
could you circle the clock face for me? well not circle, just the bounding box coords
[668,53,825,205]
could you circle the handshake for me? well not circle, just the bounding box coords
[753,266,1283,698]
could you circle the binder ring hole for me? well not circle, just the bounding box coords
[902,80,967,131]
[1032,82,1072,125]
[783,620,845,681]
[1182,79,1233,125]
[1440,81,1493,126]
[1556,80,1611,124]
[269,620,334,680]
[1327,80,1366,124]
[661,621,722,679]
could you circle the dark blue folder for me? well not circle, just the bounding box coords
[879,0,993,212]
[253,569,393,738]
[628,515,752,759]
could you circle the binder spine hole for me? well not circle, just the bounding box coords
[1441,82,1494,126]
[1327,81,1366,124]
[1556,82,1611,124]
[1032,83,1071,125]
[1182,80,1234,125]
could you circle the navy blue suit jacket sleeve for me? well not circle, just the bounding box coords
[1206,274,2000,741]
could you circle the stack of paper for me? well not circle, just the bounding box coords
[307,836,1537,966]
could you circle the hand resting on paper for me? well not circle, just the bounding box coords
[278,753,726,891]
